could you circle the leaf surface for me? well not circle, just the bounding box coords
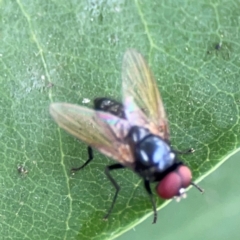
[0,0,239,239]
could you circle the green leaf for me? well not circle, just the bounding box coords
[0,0,239,239]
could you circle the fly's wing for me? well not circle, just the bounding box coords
[122,49,169,140]
[49,103,134,167]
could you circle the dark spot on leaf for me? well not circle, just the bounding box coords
[98,12,103,23]
[18,165,28,175]
[215,42,222,50]
[205,41,231,60]
[47,82,54,88]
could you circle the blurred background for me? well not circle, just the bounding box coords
[117,151,240,240]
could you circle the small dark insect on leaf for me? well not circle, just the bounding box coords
[47,82,54,88]
[49,49,203,223]
[215,42,222,50]
[18,165,28,175]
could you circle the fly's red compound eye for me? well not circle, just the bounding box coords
[177,165,192,188]
[156,165,192,199]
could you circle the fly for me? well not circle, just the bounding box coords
[49,49,203,223]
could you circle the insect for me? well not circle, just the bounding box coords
[49,49,203,223]
[215,42,222,50]
[17,165,28,175]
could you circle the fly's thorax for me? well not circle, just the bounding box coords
[125,126,178,181]
[127,126,150,143]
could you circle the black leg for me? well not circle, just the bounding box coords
[71,146,93,172]
[144,180,157,224]
[175,147,195,155]
[103,163,125,220]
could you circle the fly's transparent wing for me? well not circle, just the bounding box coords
[122,49,169,140]
[49,103,134,167]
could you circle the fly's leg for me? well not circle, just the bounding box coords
[71,146,93,172]
[144,180,157,224]
[103,163,125,220]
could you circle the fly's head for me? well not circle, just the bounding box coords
[127,126,193,200]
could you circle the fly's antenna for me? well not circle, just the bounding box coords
[191,182,204,193]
